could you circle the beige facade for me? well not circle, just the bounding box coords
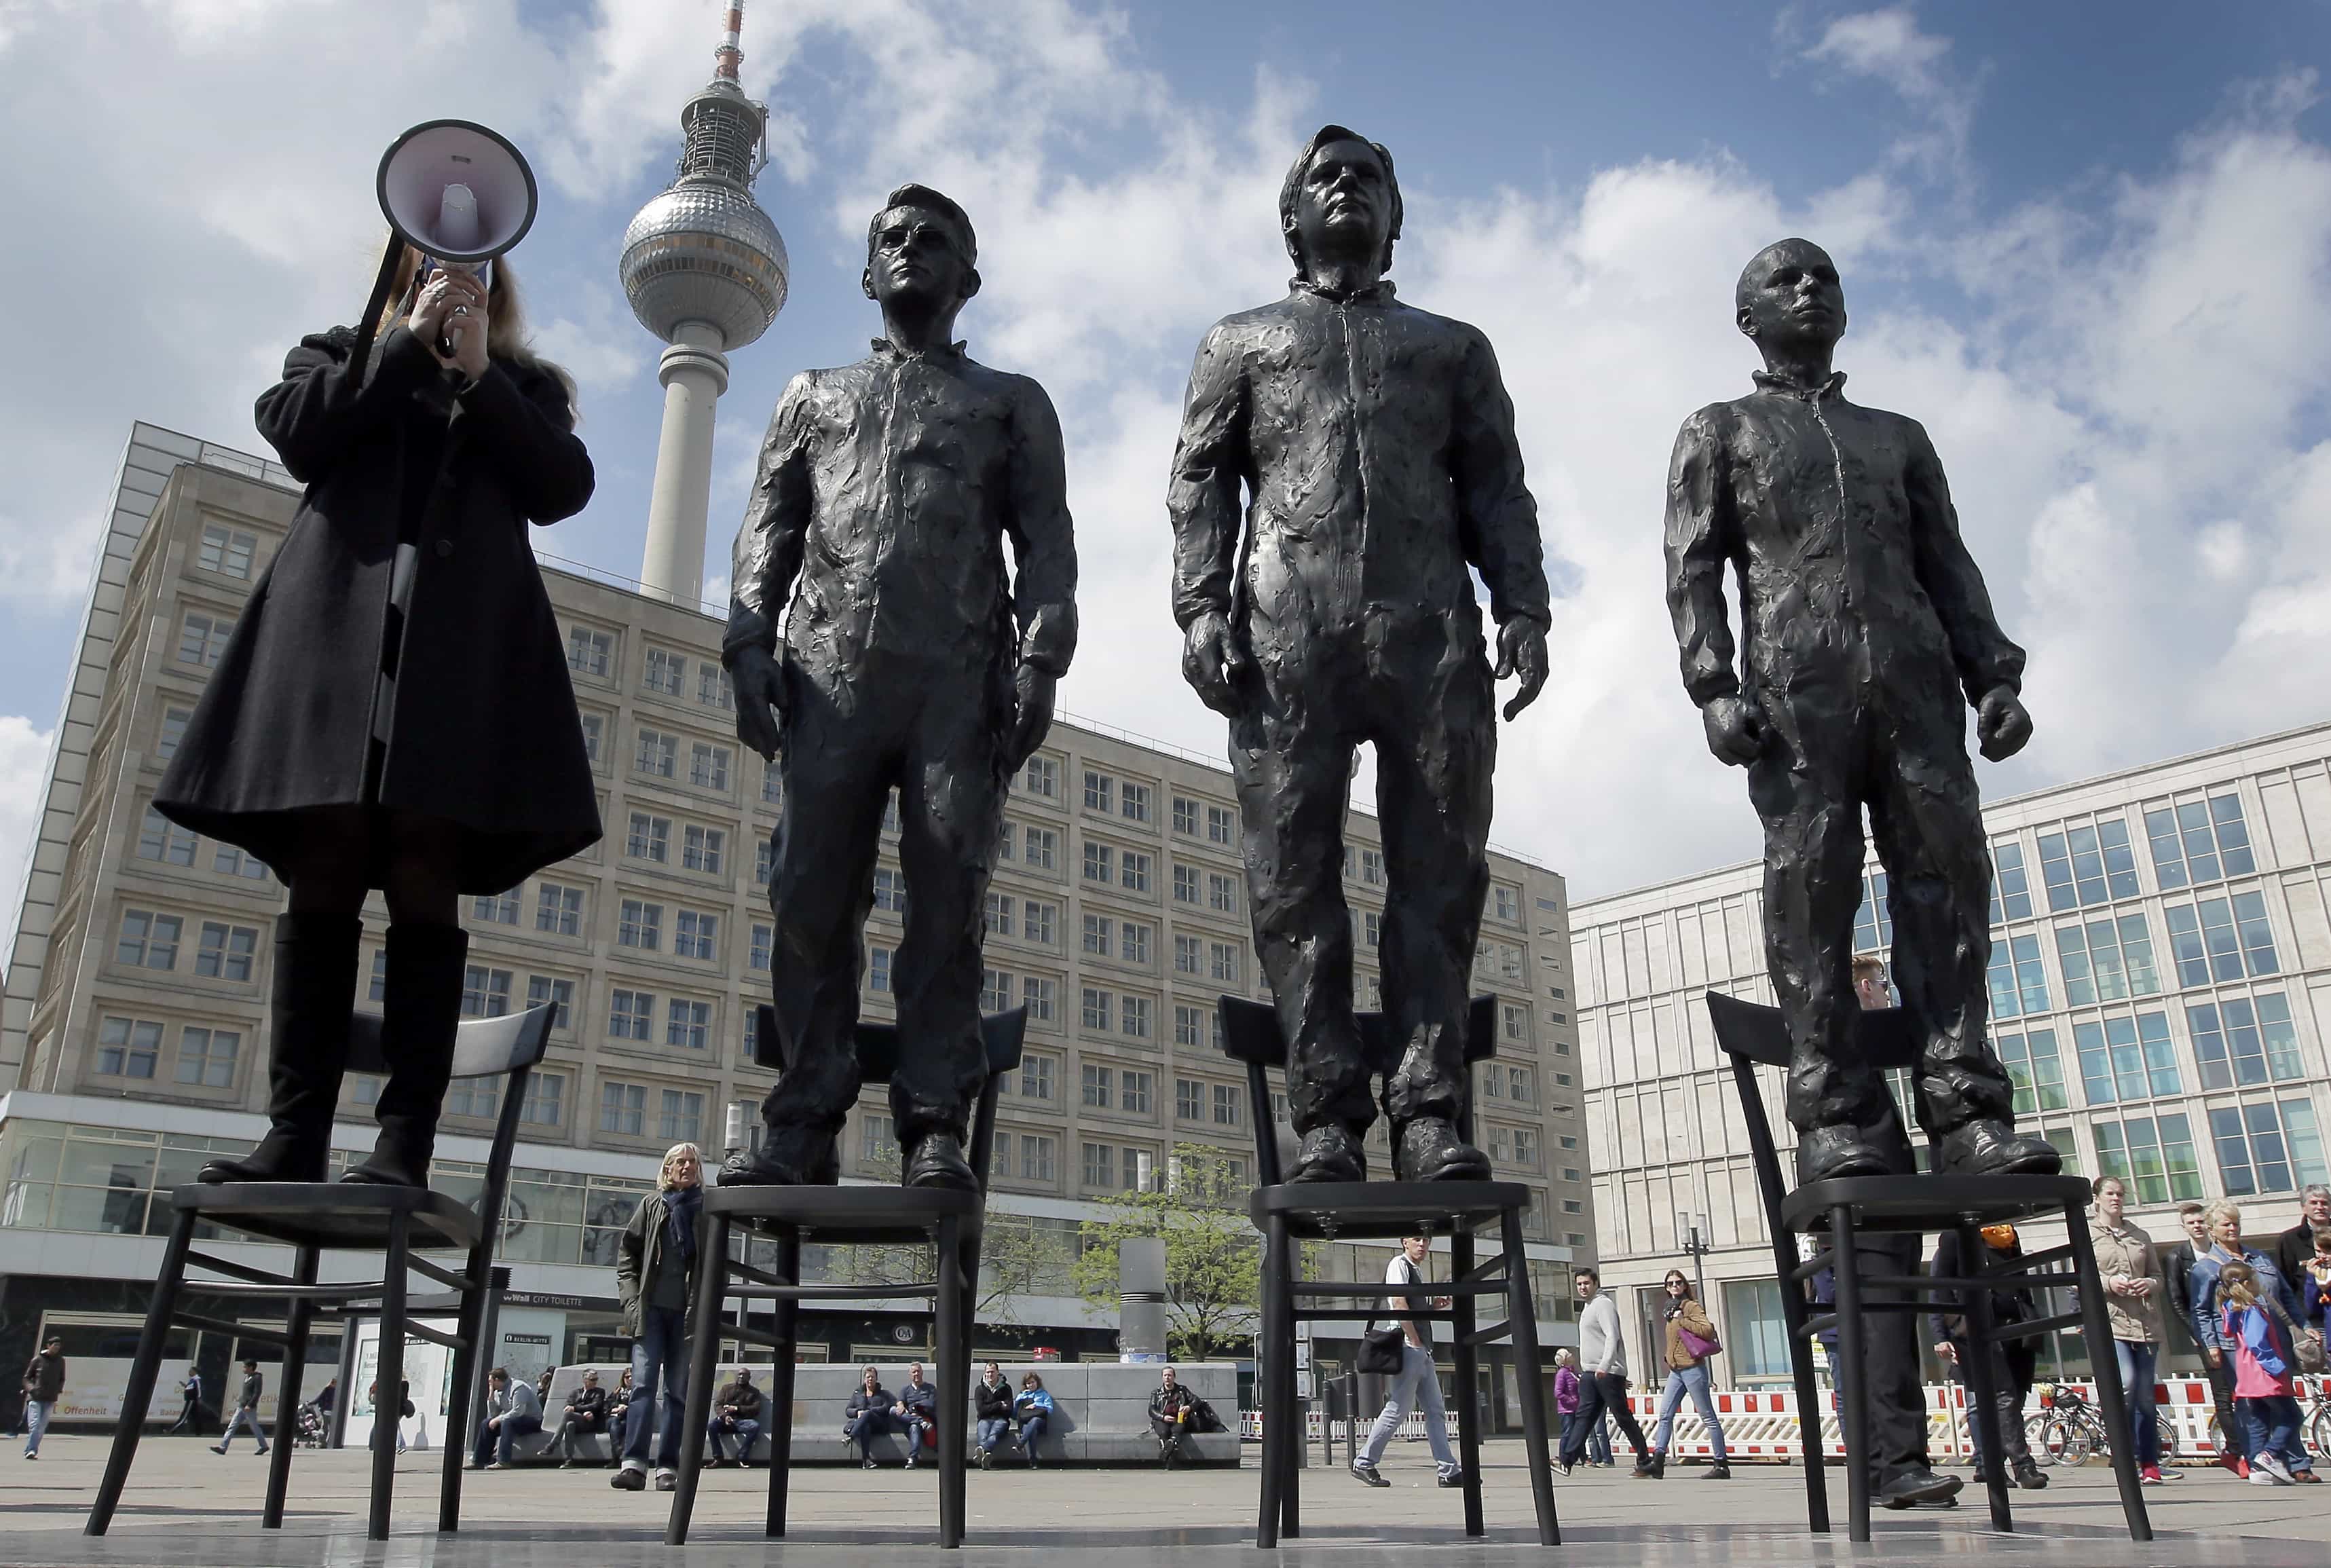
[0,424,1590,1334]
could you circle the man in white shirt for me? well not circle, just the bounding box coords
[1556,1267,1649,1475]
[1349,1235,1462,1488]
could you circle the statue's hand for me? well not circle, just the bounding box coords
[1495,618,1549,721]
[1180,611,1250,719]
[1701,694,1768,768]
[1003,664,1058,774]
[730,646,787,762]
[1976,685,2032,762]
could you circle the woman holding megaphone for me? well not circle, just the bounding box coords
[153,186,601,1189]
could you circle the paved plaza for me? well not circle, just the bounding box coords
[6,1435,2328,1568]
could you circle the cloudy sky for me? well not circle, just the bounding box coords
[1,0,2328,958]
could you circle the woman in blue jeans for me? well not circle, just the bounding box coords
[610,1143,706,1492]
[1647,1271,1730,1478]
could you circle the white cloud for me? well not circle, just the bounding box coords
[0,715,56,965]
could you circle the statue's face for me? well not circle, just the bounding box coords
[1738,242,1845,354]
[1288,138,1392,271]
[865,205,975,314]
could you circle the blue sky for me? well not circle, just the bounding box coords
[1,1,2328,933]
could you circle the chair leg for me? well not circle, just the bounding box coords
[2064,1206,2152,1542]
[261,1242,319,1529]
[86,1203,197,1536]
[371,1215,410,1543]
[767,1229,800,1539]
[1450,1228,1484,1537]
[1780,1237,1830,1533]
[937,1212,967,1549]
[1827,1206,1871,1544]
[666,1211,730,1547]
[1499,1208,1560,1546]
[437,1237,492,1533]
[1256,1213,1285,1549]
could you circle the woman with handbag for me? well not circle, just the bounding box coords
[1646,1270,1730,1479]
[1349,1235,1462,1488]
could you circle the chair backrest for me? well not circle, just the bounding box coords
[1216,994,1499,1187]
[348,1001,556,1243]
[748,1003,1026,1190]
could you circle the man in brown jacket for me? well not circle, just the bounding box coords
[2091,1177,2168,1484]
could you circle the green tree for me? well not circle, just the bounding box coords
[1071,1142,1261,1360]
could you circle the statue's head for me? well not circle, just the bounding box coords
[1280,124,1402,280]
[863,183,982,315]
[1736,238,1846,357]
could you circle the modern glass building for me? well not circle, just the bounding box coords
[1571,721,2331,1385]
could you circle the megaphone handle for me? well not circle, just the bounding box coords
[346,234,408,379]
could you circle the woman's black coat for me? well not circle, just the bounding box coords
[155,322,602,893]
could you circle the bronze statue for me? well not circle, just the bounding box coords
[1662,236,2058,1187]
[722,186,1076,1191]
[1168,126,1551,1184]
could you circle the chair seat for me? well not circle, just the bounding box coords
[705,1180,983,1244]
[1250,1180,1529,1239]
[170,1181,483,1251]
[1781,1172,2093,1235]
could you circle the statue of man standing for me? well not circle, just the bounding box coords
[1169,126,1552,1184]
[1663,238,2057,1186]
[723,185,1076,1191]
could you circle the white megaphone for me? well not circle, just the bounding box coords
[352,119,538,363]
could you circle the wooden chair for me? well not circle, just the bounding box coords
[84,1002,555,1543]
[663,1003,1025,1550]
[1704,990,2150,1543]
[1217,993,1559,1549]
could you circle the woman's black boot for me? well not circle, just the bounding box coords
[343,922,468,1188]
[199,912,363,1183]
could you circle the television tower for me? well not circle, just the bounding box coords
[620,1,789,607]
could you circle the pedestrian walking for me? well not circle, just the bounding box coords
[1645,1269,1730,1478]
[1349,1236,1463,1488]
[212,1358,268,1456]
[1556,1267,1649,1475]
[21,1336,64,1459]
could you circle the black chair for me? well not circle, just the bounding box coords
[665,1003,1025,1550]
[85,1001,555,1543]
[1218,994,1559,1549]
[1705,990,2150,1543]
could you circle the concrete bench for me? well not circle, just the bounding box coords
[516,1362,1240,1467]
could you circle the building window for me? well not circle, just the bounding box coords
[1121,783,1152,824]
[1081,987,1112,1032]
[1985,931,2049,1019]
[2072,1011,2180,1105]
[626,813,671,863]
[860,1112,896,1165]
[116,909,183,969]
[1995,1027,2068,1114]
[1990,839,2034,925]
[608,990,654,1041]
[2146,794,2256,889]
[1022,977,1057,1022]
[617,899,663,951]
[634,728,677,778]
[157,706,192,762]
[2036,817,2140,911]
[1021,756,1058,798]
[536,882,584,935]
[1022,901,1057,945]
[1173,865,1199,904]
[980,967,1011,1013]
[2165,893,2278,984]
[193,922,259,982]
[681,825,726,876]
[1208,941,1240,984]
[1208,873,1237,914]
[599,1081,646,1136]
[698,665,733,710]
[567,627,612,678]
[1122,995,1152,1038]
[644,647,685,696]
[2094,1113,2203,1204]
[136,806,198,867]
[96,1015,164,1079]
[1212,1083,1241,1126]
[1083,842,1113,884]
[2055,913,2160,1005]
[460,965,512,1018]
[197,523,257,578]
[212,843,269,881]
[2209,1098,2328,1196]
[666,998,711,1051]
[2189,994,2305,1088]
[1172,797,1199,835]
[174,1025,240,1087]
[177,612,236,667]
[673,910,719,961]
[1024,827,1058,871]
[520,1072,563,1127]
[1083,770,1114,814]
[1082,913,1113,958]
[688,743,731,792]
[525,975,574,1027]
[982,891,1014,938]
[1081,1063,1113,1108]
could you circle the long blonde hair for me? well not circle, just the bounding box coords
[373,242,576,407]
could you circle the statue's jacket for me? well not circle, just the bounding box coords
[1166,280,1550,660]
[1663,370,2024,722]
[724,337,1078,694]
